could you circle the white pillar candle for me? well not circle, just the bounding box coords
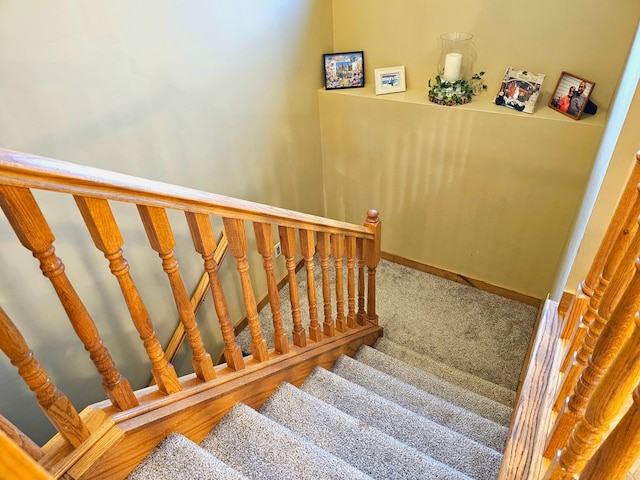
[443,53,462,81]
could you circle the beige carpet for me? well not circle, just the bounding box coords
[238,258,539,392]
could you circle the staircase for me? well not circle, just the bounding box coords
[128,339,511,480]
[3,148,640,480]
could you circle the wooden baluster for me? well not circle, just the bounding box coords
[278,225,306,348]
[356,237,366,325]
[561,183,640,365]
[254,222,289,354]
[364,209,382,325]
[0,306,90,448]
[345,236,357,328]
[317,232,335,337]
[545,221,640,457]
[186,214,245,370]
[0,186,137,410]
[580,383,640,480]
[138,206,216,380]
[223,218,269,361]
[557,197,640,395]
[561,154,640,340]
[300,229,322,342]
[332,234,347,333]
[545,312,640,479]
[75,197,181,395]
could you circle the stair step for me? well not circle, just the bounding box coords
[200,402,374,480]
[261,381,472,480]
[302,366,504,478]
[329,355,508,451]
[126,433,249,480]
[354,345,513,426]
[374,337,516,407]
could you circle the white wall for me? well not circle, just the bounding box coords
[0,0,333,444]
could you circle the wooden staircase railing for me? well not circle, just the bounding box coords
[0,148,383,479]
[501,151,640,480]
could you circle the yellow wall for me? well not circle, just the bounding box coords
[0,0,333,444]
[320,0,640,298]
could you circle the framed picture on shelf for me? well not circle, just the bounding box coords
[494,67,545,114]
[374,66,406,95]
[323,51,365,90]
[549,72,595,120]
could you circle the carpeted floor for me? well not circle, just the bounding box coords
[237,258,539,392]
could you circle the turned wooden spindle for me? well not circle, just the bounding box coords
[0,185,137,410]
[561,184,640,361]
[356,237,366,325]
[545,221,640,457]
[138,205,216,380]
[332,234,347,333]
[0,307,90,448]
[317,231,335,337]
[186,213,245,370]
[254,222,289,354]
[75,196,181,395]
[545,312,640,479]
[364,209,382,325]
[223,218,269,361]
[561,154,640,340]
[300,229,322,342]
[278,225,306,348]
[580,383,640,480]
[345,236,357,328]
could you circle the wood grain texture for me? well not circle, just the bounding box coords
[0,429,52,480]
[0,149,373,238]
[498,299,563,480]
[81,325,383,480]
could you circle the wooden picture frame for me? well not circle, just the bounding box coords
[374,66,406,95]
[323,51,364,90]
[549,72,595,120]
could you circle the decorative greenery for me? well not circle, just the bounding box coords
[428,71,487,106]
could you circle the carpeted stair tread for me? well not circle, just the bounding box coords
[200,402,374,480]
[329,355,508,451]
[260,381,473,480]
[374,337,516,407]
[126,433,249,480]
[303,366,506,468]
[354,345,512,426]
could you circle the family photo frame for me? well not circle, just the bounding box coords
[549,72,596,120]
[374,66,406,95]
[323,51,364,90]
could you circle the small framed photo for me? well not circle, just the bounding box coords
[549,72,595,120]
[323,51,364,90]
[374,66,406,95]
[494,67,545,114]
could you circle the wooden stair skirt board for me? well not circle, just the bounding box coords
[81,325,383,480]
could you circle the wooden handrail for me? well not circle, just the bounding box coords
[0,149,373,238]
[0,148,382,478]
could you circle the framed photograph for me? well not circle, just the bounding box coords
[374,66,406,95]
[494,67,545,114]
[323,51,364,90]
[549,72,596,120]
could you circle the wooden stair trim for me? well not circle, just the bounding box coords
[498,298,563,479]
[81,324,383,480]
[39,407,124,479]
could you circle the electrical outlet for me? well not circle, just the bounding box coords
[274,242,282,257]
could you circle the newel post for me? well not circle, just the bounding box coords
[363,209,381,325]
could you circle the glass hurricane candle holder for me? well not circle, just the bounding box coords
[437,32,475,82]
